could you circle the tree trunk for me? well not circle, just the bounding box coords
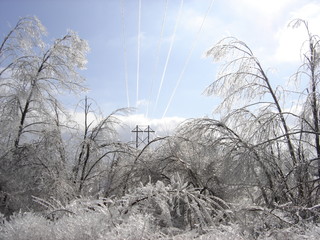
[309,40,320,179]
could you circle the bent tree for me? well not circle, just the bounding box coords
[0,16,89,151]
[0,16,89,213]
[204,20,320,206]
[72,96,134,195]
[291,19,320,179]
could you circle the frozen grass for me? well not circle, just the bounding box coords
[0,211,319,240]
[1,182,319,240]
[1,180,319,240]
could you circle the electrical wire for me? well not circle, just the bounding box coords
[146,0,168,118]
[120,0,130,108]
[162,0,215,118]
[153,0,184,113]
[136,0,142,107]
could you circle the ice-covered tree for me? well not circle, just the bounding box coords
[0,16,89,149]
[203,20,320,208]
[0,16,89,213]
[72,97,134,196]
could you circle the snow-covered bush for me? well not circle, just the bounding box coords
[0,178,231,239]
[0,210,157,240]
[1,210,319,240]
[119,175,230,231]
[0,212,52,240]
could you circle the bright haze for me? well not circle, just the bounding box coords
[1,0,320,139]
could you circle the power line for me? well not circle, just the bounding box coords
[146,0,168,118]
[136,0,142,107]
[153,0,184,113]
[120,0,130,108]
[162,0,215,118]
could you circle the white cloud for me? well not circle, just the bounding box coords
[180,7,224,43]
[221,0,299,32]
[70,111,98,128]
[180,0,304,63]
[66,109,185,144]
[181,8,215,32]
[115,114,185,143]
[136,99,149,107]
[273,2,320,63]
[239,0,294,16]
[273,25,306,62]
[291,2,320,21]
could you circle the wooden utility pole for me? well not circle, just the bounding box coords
[131,125,155,148]
[131,125,144,148]
[144,125,155,143]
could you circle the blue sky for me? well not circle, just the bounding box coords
[1,0,320,137]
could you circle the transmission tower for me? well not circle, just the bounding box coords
[131,125,155,148]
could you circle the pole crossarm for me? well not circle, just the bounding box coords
[131,125,155,148]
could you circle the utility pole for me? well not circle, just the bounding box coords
[131,125,155,148]
[144,125,155,143]
[131,125,144,148]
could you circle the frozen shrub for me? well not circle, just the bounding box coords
[119,176,230,231]
[1,209,320,239]
[52,211,111,240]
[0,212,52,240]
